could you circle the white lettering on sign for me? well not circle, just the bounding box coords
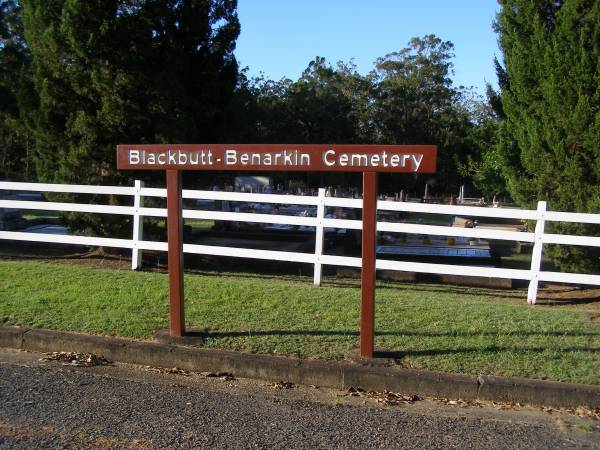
[323,149,335,166]
[411,154,424,171]
[225,149,237,165]
[223,150,311,166]
[321,149,424,171]
[127,148,425,171]
[129,150,140,164]
[129,149,214,166]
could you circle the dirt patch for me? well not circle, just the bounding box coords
[539,285,600,300]
[3,252,133,271]
[0,242,133,270]
[45,254,132,270]
[534,285,600,313]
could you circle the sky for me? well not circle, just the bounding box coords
[234,0,502,95]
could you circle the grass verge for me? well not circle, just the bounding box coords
[0,260,598,385]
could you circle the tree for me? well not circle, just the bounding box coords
[233,57,374,188]
[495,0,600,272]
[245,57,372,145]
[457,84,506,199]
[233,37,487,195]
[284,57,370,144]
[371,35,475,195]
[21,0,240,235]
[0,0,31,180]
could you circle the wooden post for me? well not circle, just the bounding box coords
[166,170,185,336]
[360,172,377,357]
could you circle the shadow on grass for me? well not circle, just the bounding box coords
[199,329,600,359]
[182,270,600,305]
[200,329,600,339]
[374,346,600,358]
[182,269,527,299]
[537,298,600,306]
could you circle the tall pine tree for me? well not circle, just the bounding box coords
[21,0,239,235]
[495,0,600,272]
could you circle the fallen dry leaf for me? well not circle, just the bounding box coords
[369,391,421,406]
[345,387,365,397]
[268,381,294,390]
[574,407,600,421]
[165,367,189,376]
[344,387,421,405]
[201,371,235,381]
[433,398,484,408]
[141,366,189,376]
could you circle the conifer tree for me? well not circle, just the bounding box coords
[21,0,239,234]
[495,0,600,272]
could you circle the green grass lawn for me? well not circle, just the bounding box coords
[0,260,598,385]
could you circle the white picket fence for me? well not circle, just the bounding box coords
[1,180,600,304]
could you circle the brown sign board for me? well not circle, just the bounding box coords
[117,144,437,173]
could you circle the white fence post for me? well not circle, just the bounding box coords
[313,188,326,286]
[131,179,144,270]
[527,201,547,304]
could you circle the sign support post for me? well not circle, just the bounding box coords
[360,172,377,357]
[166,169,185,336]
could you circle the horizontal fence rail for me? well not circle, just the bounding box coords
[1,180,599,303]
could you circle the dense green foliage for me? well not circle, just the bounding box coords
[457,84,506,198]
[495,0,600,272]
[1,260,599,384]
[371,36,481,194]
[235,36,488,195]
[22,0,239,183]
[1,2,493,198]
[12,0,240,235]
[3,2,500,231]
[0,0,31,180]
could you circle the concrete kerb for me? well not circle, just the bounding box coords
[0,325,28,349]
[477,375,600,409]
[1,325,599,409]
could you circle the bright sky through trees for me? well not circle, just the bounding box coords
[235,0,500,94]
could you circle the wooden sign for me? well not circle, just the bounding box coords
[117,144,437,173]
[117,143,437,358]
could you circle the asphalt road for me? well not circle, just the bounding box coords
[0,349,598,450]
